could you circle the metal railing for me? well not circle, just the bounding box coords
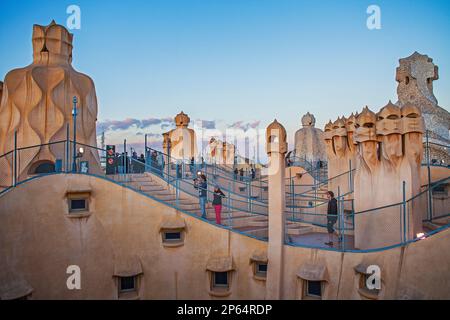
[1,137,449,253]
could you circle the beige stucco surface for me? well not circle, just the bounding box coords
[1,173,449,300]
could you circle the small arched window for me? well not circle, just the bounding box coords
[269,135,279,143]
[405,76,410,85]
[29,161,55,174]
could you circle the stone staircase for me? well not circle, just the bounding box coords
[108,171,358,248]
[110,173,312,239]
[423,216,450,231]
[111,173,272,230]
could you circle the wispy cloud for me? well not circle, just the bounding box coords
[198,120,216,129]
[97,117,173,133]
[227,120,261,131]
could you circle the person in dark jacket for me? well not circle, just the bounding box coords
[212,186,226,225]
[239,168,244,181]
[325,191,338,247]
[190,157,195,173]
[194,174,208,219]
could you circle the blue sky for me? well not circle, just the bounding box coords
[0,0,449,156]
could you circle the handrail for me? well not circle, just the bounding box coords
[2,141,448,215]
[145,146,269,196]
[128,155,269,215]
[2,148,449,253]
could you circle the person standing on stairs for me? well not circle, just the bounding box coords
[157,152,165,177]
[212,186,226,225]
[325,191,338,247]
[189,157,195,174]
[195,174,208,219]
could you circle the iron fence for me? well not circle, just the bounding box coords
[0,137,449,253]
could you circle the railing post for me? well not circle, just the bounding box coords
[66,123,70,172]
[167,145,171,184]
[351,198,355,230]
[13,131,17,187]
[341,196,345,251]
[182,160,185,179]
[249,177,253,212]
[123,139,127,181]
[71,96,78,173]
[228,182,232,228]
[247,178,250,212]
[144,134,147,152]
[338,186,342,250]
[425,130,433,221]
[259,170,262,200]
[292,178,296,220]
[175,177,179,207]
[314,169,317,204]
[349,159,352,192]
[402,181,407,243]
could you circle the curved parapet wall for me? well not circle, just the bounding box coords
[0,173,449,299]
[0,174,267,299]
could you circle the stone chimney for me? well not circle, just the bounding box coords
[265,119,287,299]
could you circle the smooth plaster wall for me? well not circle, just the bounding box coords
[0,174,449,299]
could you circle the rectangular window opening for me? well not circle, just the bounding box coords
[119,276,136,293]
[306,280,322,298]
[164,231,182,241]
[255,263,267,277]
[69,198,88,212]
[213,272,229,288]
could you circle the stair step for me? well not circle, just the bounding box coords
[139,185,167,192]
[154,194,178,201]
[423,221,441,230]
[287,225,314,235]
[432,217,450,226]
[151,189,175,195]
[248,218,268,227]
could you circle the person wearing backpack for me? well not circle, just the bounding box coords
[212,186,226,225]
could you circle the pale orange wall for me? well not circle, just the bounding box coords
[0,174,449,299]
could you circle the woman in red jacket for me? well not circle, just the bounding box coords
[212,186,226,225]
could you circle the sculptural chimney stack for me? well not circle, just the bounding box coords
[265,119,287,299]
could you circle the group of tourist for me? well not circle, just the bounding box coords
[285,152,325,170]
[108,149,168,176]
[189,157,206,175]
[148,150,165,177]
[194,173,226,225]
[233,166,256,181]
[114,151,146,174]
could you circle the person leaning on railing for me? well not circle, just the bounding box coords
[325,191,338,247]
